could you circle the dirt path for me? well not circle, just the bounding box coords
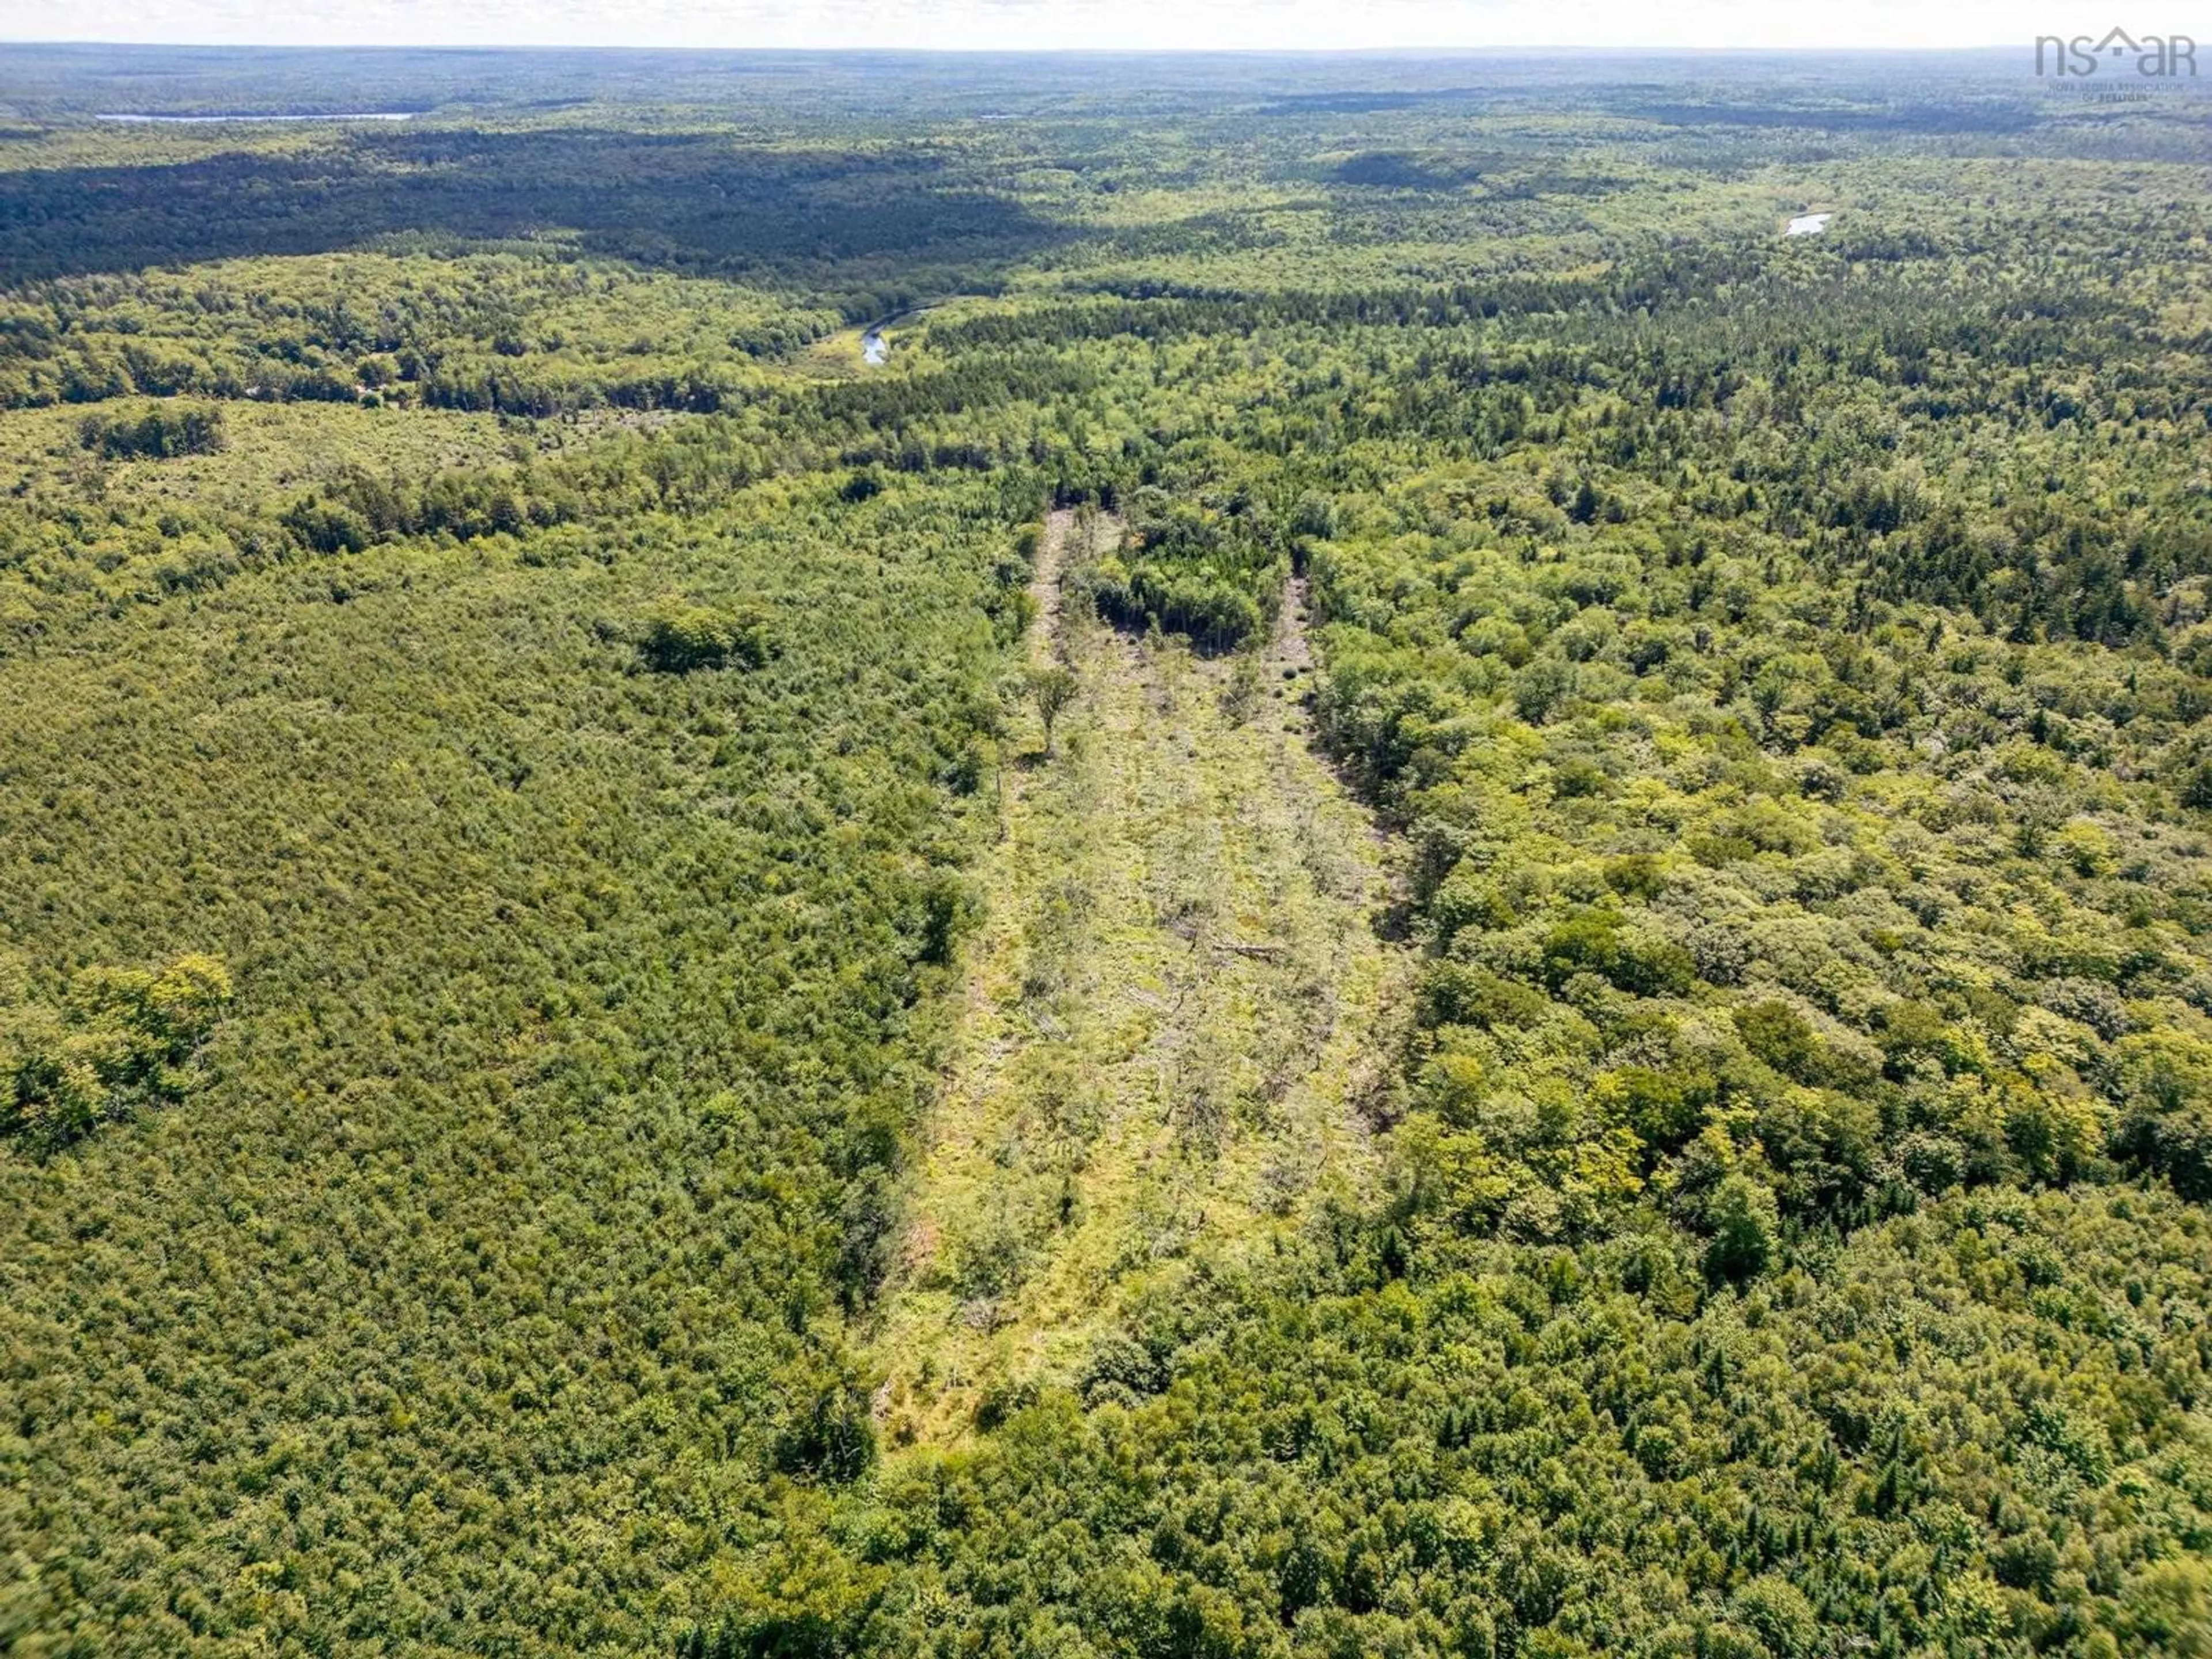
[1029,505,1071,655]
[869,518,1405,1449]
[1272,573,1316,673]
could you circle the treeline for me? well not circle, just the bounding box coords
[0,331,1092,632]
[0,252,847,413]
[925,224,2211,655]
[925,276,1606,354]
[1082,485,1295,652]
[0,124,1059,289]
[0,465,1037,1654]
[77,399,225,457]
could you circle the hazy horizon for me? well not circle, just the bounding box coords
[0,0,2101,54]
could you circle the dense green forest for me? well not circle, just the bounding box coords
[2,43,2210,1659]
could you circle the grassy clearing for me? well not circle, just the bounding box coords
[869,508,1407,1448]
[0,399,521,514]
[0,397,699,520]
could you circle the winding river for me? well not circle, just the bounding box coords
[857,297,979,367]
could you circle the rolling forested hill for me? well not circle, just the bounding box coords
[2,44,2210,1659]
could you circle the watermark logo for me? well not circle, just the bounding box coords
[2036,26,2197,75]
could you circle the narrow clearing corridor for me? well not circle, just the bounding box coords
[870,506,1407,1447]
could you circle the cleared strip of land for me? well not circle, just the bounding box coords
[870,507,1406,1447]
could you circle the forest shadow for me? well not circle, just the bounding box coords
[0,126,1078,287]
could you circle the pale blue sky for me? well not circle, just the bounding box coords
[1,0,2093,50]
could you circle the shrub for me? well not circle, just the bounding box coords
[3,953,230,1148]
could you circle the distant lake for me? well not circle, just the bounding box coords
[96,112,418,123]
[1786,213,1833,237]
